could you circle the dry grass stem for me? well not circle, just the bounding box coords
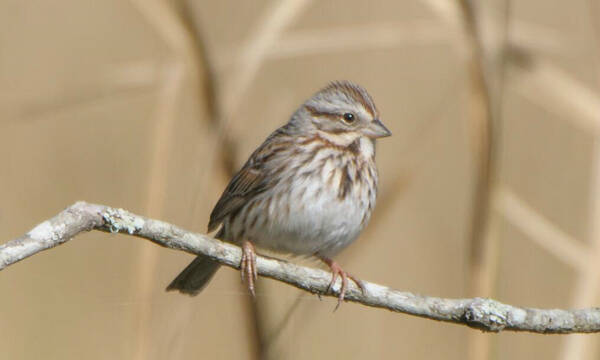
[214,21,454,67]
[495,187,590,270]
[454,1,508,359]
[214,18,564,72]
[508,51,600,133]
[222,0,312,116]
[128,0,203,359]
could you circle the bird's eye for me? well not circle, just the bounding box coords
[342,113,355,123]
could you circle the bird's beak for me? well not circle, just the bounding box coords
[364,119,392,139]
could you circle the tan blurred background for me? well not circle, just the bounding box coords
[1,0,599,359]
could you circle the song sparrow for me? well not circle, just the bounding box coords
[167,81,391,307]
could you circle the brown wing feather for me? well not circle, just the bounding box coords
[207,166,266,232]
[207,128,290,232]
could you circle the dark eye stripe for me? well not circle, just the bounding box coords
[304,105,339,120]
[305,106,358,125]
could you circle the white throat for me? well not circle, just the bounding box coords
[358,137,375,158]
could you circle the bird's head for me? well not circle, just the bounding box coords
[293,81,391,146]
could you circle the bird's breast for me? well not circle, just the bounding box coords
[241,146,378,257]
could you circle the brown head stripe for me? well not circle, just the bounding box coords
[304,105,339,121]
[320,81,378,118]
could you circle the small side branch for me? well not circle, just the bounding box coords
[2,202,600,334]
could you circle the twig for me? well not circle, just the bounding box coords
[3,202,600,334]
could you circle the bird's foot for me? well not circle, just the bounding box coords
[320,257,365,310]
[240,240,258,297]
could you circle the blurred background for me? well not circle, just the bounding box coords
[1,0,599,359]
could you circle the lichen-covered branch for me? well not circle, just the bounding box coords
[2,201,600,334]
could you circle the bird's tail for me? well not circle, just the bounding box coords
[166,255,221,296]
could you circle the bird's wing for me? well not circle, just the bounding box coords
[207,129,289,232]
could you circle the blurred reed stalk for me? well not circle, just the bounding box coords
[128,0,204,359]
[176,2,238,181]
[495,187,589,270]
[455,1,510,359]
[456,0,494,299]
[214,20,452,66]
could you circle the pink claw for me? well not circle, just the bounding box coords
[320,257,365,310]
[241,240,258,297]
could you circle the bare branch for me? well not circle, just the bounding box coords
[3,202,600,334]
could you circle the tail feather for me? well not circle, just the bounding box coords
[166,255,221,296]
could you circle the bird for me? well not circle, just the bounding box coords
[166,81,391,307]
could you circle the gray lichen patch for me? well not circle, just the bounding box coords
[102,208,145,234]
[464,298,510,332]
